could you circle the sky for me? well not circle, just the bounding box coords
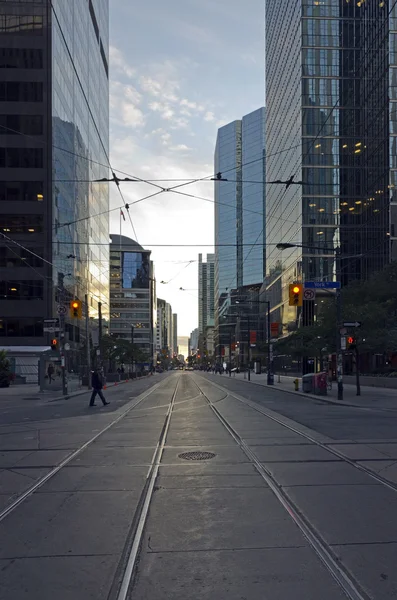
[108,0,264,336]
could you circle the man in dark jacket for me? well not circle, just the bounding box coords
[89,369,109,407]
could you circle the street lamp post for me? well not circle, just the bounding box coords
[276,242,343,401]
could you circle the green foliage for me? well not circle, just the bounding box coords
[101,335,150,365]
[275,262,397,357]
[0,349,11,387]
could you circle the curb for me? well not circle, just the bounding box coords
[225,375,366,409]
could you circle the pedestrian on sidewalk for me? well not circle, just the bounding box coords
[89,368,110,407]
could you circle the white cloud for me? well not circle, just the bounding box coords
[169,144,192,152]
[139,76,163,96]
[109,46,135,78]
[111,81,145,128]
[204,111,215,122]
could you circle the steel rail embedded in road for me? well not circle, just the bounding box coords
[203,375,397,495]
[0,379,165,524]
[191,376,367,600]
[115,377,180,600]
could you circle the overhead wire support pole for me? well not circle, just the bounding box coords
[85,293,91,390]
[267,301,274,386]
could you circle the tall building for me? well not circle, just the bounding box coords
[198,253,215,334]
[172,313,178,357]
[189,328,199,355]
[0,1,109,348]
[165,303,173,355]
[109,235,155,363]
[156,298,166,353]
[214,108,266,357]
[265,2,392,334]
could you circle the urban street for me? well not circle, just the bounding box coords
[1,372,397,599]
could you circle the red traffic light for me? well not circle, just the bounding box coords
[347,336,354,344]
[50,339,58,350]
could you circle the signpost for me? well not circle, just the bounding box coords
[304,281,341,289]
[57,304,67,316]
[343,321,361,328]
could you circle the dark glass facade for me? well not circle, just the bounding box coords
[122,252,150,289]
[266,0,391,334]
[0,0,109,347]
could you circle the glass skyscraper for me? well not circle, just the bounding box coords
[0,0,109,349]
[214,107,266,357]
[266,1,392,334]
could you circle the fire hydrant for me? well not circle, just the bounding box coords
[294,378,299,391]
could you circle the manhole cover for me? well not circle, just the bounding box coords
[178,451,216,461]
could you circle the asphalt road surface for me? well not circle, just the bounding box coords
[1,371,396,599]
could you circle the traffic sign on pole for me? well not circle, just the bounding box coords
[57,304,67,316]
[343,321,361,328]
[303,289,315,300]
[304,281,341,289]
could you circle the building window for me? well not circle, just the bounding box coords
[0,148,43,168]
[0,246,43,267]
[0,181,44,202]
[0,280,43,300]
[0,15,44,34]
[0,317,43,336]
[122,252,150,289]
[0,115,43,135]
[0,215,43,233]
[0,81,43,102]
[0,48,43,69]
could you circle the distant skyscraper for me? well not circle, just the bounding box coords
[172,313,178,356]
[109,235,155,363]
[214,108,266,354]
[0,1,109,351]
[198,253,215,334]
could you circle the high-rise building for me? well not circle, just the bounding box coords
[109,235,155,364]
[198,253,215,334]
[189,328,199,355]
[172,313,178,357]
[165,302,173,355]
[156,298,166,353]
[265,2,392,334]
[0,1,109,349]
[214,108,266,357]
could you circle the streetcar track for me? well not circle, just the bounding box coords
[191,377,368,600]
[0,379,167,523]
[201,375,397,494]
[110,377,181,600]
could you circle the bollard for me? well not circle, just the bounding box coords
[294,378,299,391]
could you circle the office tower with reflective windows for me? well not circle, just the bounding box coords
[214,108,266,355]
[109,235,154,363]
[266,1,392,334]
[0,1,109,350]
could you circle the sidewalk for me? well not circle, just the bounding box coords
[225,372,397,410]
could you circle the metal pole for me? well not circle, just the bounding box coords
[267,301,274,385]
[247,315,251,381]
[355,345,361,396]
[59,274,67,396]
[229,331,232,377]
[85,293,91,390]
[336,249,344,400]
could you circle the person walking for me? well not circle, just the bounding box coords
[89,368,110,407]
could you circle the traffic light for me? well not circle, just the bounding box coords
[347,336,356,350]
[50,338,58,351]
[70,299,82,319]
[289,283,303,306]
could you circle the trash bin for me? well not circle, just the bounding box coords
[302,373,314,393]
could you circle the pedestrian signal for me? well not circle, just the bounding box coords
[289,283,303,306]
[50,339,58,351]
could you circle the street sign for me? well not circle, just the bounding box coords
[341,336,347,350]
[44,318,60,333]
[303,289,315,300]
[343,321,361,328]
[304,281,341,289]
[57,304,67,316]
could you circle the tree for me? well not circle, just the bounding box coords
[0,350,11,388]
